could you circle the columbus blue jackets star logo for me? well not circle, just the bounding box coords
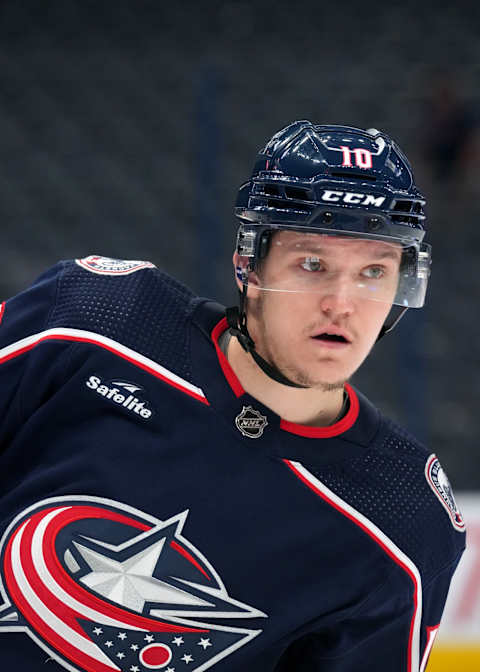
[0,496,267,671]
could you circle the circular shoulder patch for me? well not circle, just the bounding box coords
[75,255,155,275]
[425,455,465,531]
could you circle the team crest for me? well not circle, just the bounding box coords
[0,496,267,671]
[235,406,268,439]
[75,255,156,275]
[425,455,465,531]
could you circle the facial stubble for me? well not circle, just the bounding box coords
[248,292,348,392]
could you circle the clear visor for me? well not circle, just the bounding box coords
[237,228,431,308]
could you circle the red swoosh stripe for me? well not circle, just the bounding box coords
[170,540,211,581]
[4,520,119,672]
[3,504,207,672]
[41,507,206,632]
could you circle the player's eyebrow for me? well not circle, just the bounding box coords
[281,241,325,253]
[281,240,402,261]
[369,248,402,262]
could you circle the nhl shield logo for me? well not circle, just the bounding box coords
[235,406,268,439]
[425,455,465,531]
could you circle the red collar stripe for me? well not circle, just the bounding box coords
[280,383,359,438]
[211,317,359,438]
[211,317,244,398]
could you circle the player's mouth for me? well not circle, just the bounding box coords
[310,328,352,349]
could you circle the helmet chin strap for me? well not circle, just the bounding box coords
[226,284,310,389]
[226,284,407,387]
[376,305,408,340]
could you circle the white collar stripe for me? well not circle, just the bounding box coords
[284,459,422,672]
[0,328,208,405]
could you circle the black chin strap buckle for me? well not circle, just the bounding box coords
[226,306,255,353]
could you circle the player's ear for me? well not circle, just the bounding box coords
[232,252,243,292]
[232,252,261,298]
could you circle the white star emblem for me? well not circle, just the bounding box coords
[166,668,175,672]
[117,632,127,640]
[198,637,212,650]
[105,640,113,648]
[130,667,140,672]
[181,654,194,664]
[172,636,184,646]
[93,627,103,635]
[144,634,154,643]
[74,538,211,612]
[116,652,125,659]
[130,644,139,651]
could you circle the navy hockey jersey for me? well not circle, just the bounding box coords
[0,256,466,672]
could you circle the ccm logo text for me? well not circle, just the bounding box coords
[321,190,386,207]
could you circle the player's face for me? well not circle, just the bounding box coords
[239,232,402,389]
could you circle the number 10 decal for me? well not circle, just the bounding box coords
[340,146,373,169]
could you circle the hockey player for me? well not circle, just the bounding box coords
[0,122,465,672]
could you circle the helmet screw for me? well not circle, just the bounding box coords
[323,211,333,223]
[367,217,382,231]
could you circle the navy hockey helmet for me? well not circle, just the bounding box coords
[227,121,431,387]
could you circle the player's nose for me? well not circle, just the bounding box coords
[318,277,355,318]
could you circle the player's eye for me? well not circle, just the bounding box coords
[362,265,385,279]
[301,256,323,272]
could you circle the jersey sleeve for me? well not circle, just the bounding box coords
[417,553,464,671]
[0,262,75,448]
[0,256,197,450]
[273,552,464,672]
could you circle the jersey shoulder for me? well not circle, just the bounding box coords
[1,256,202,384]
[305,400,466,582]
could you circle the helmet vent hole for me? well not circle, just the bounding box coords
[284,186,312,201]
[391,214,421,227]
[266,198,312,213]
[267,198,291,209]
[263,184,280,196]
[392,200,412,212]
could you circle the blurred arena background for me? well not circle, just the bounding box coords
[0,1,478,668]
